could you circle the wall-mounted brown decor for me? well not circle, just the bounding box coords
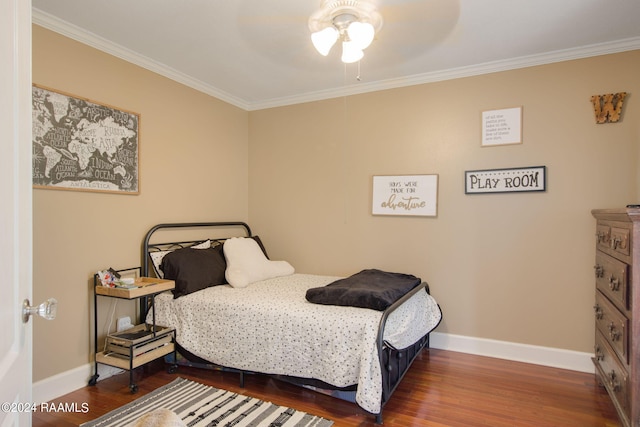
[590,92,627,124]
[32,85,140,194]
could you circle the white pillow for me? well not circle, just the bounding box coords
[223,237,294,288]
[149,240,211,278]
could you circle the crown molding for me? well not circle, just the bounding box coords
[32,8,250,111]
[33,8,640,112]
[250,37,640,110]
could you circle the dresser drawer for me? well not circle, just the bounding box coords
[594,250,629,312]
[594,330,630,421]
[610,226,631,257]
[594,291,629,365]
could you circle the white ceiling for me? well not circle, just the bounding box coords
[32,0,640,111]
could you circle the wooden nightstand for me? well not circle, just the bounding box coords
[89,268,177,393]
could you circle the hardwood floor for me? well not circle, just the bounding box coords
[33,349,621,426]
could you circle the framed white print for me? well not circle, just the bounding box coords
[372,175,438,217]
[482,106,522,146]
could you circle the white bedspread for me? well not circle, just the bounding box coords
[147,273,441,414]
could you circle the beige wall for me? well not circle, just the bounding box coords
[248,50,640,353]
[32,26,249,382]
[32,22,639,383]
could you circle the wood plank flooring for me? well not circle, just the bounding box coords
[32,349,621,426]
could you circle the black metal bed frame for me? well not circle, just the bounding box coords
[141,221,436,424]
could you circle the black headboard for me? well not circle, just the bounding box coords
[140,222,252,320]
[142,221,252,277]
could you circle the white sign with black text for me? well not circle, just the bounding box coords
[372,175,438,216]
[482,107,522,146]
[465,166,546,194]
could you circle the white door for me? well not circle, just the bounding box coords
[0,0,33,426]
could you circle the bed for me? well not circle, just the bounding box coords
[141,222,442,424]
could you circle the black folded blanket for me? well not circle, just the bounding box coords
[305,269,422,311]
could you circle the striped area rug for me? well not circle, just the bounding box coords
[81,377,334,427]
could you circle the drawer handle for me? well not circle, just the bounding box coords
[594,265,604,278]
[596,231,608,244]
[593,304,603,319]
[611,236,619,249]
[610,236,626,250]
[608,275,620,291]
[608,370,621,391]
[608,322,620,341]
[594,345,604,361]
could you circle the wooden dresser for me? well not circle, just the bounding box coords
[592,208,640,427]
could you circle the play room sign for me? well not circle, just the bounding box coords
[465,166,546,194]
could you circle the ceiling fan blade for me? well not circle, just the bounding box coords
[378,0,460,45]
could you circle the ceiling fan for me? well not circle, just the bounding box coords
[235,0,460,70]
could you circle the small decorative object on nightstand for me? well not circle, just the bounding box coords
[591,208,640,427]
[88,267,177,393]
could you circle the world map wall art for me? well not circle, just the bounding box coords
[32,85,140,194]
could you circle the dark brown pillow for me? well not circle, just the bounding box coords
[161,246,227,298]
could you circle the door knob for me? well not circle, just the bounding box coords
[22,298,57,323]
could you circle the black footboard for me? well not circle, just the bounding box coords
[380,334,429,405]
[375,282,439,423]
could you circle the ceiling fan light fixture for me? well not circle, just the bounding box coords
[341,40,364,63]
[346,21,374,50]
[312,26,339,56]
[308,0,382,64]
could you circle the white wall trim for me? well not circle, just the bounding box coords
[430,332,595,373]
[33,363,123,404]
[33,333,595,402]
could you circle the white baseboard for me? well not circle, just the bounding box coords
[429,332,595,373]
[33,363,123,404]
[33,333,595,402]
